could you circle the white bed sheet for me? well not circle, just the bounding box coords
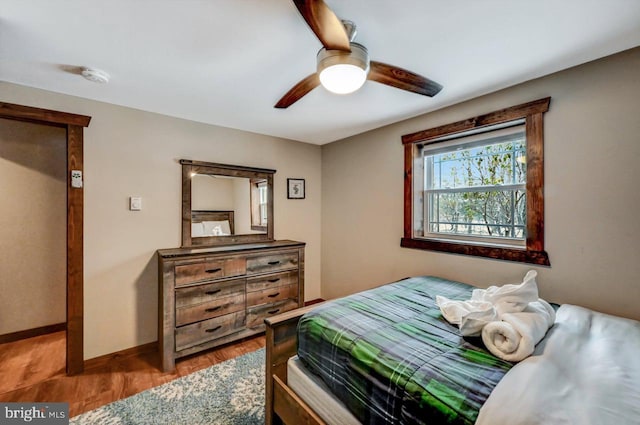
[287,355,361,425]
[477,304,640,425]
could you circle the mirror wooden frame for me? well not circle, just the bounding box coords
[181,159,275,247]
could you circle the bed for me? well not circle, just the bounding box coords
[265,276,640,425]
[190,210,234,236]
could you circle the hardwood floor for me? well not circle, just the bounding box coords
[0,331,265,417]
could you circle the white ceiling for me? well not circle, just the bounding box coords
[1,1,639,145]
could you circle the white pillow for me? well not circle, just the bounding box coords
[202,220,231,236]
[191,222,205,237]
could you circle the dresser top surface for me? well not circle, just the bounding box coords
[157,239,305,259]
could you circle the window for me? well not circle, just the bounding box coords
[401,98,550,265]
[250,179,268,231]
[258,181,268,225]
[422,122,526,245]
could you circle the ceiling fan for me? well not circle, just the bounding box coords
[275,0,443,108]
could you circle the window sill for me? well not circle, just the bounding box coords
[421,234,525,249]
[400,237,550,266]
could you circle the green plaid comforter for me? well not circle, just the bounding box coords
[297,276,513,425]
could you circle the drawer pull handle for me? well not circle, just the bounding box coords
[267,292,280,298]
[268,278,280,283]
[204,289,221,295]
[205,306,222,312]
[205,326,222,333]
[268,261,280,265]
[205,268,222,273]
[268,309,280,315]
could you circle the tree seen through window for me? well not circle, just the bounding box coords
[424,135,526,241]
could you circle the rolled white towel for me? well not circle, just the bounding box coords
[472,270,540,316]
[436,270,540,337]
[481,299,556,362]
[459,308,498,337]
[436,296,497,336]
[436,296,493,325]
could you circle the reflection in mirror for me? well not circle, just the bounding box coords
[250,178,268,231]
[181,159,275,247]
[191,174,266,236]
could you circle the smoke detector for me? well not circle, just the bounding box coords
[81,67,110,84]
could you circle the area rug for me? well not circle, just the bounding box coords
[70,348,265,425]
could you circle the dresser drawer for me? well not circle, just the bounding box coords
[176,293,245,327]
[246,284,298,307]
[175,278,244,308]
[246,299,299,328]
[158,241,306,372]
[246,270,298,292]
[175,257,246,287]
[246,252,298,275]
[175,311,246,351]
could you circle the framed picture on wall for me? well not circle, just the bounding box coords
[287,178,305,199]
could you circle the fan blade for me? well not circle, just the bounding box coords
[293,0,350,51]
[368,61,443,97]
[275,73,321,108]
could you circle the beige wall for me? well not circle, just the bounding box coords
[0,82,322,358]
[0,119,67,334]
[191,175,235,210]
[232,178,255,235]
[322,47,640,321]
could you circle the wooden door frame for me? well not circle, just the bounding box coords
[0,101,91,375]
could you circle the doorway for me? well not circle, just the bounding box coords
[0,101,90,375]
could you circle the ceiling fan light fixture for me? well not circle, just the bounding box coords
[275,4,443,108]
[319,64,367,94]
[317,43,369,94]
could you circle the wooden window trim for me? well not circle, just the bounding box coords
[401,98,551,266]
[250,178,268,232]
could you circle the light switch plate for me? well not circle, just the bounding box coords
[130,197,142,211]
[71,170,83,188]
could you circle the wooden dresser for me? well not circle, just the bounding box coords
[157,240,305,371]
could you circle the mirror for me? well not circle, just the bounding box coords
[181,159,275,247]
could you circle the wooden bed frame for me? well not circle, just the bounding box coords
[265,304,327,425]
[191,210,235,234]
